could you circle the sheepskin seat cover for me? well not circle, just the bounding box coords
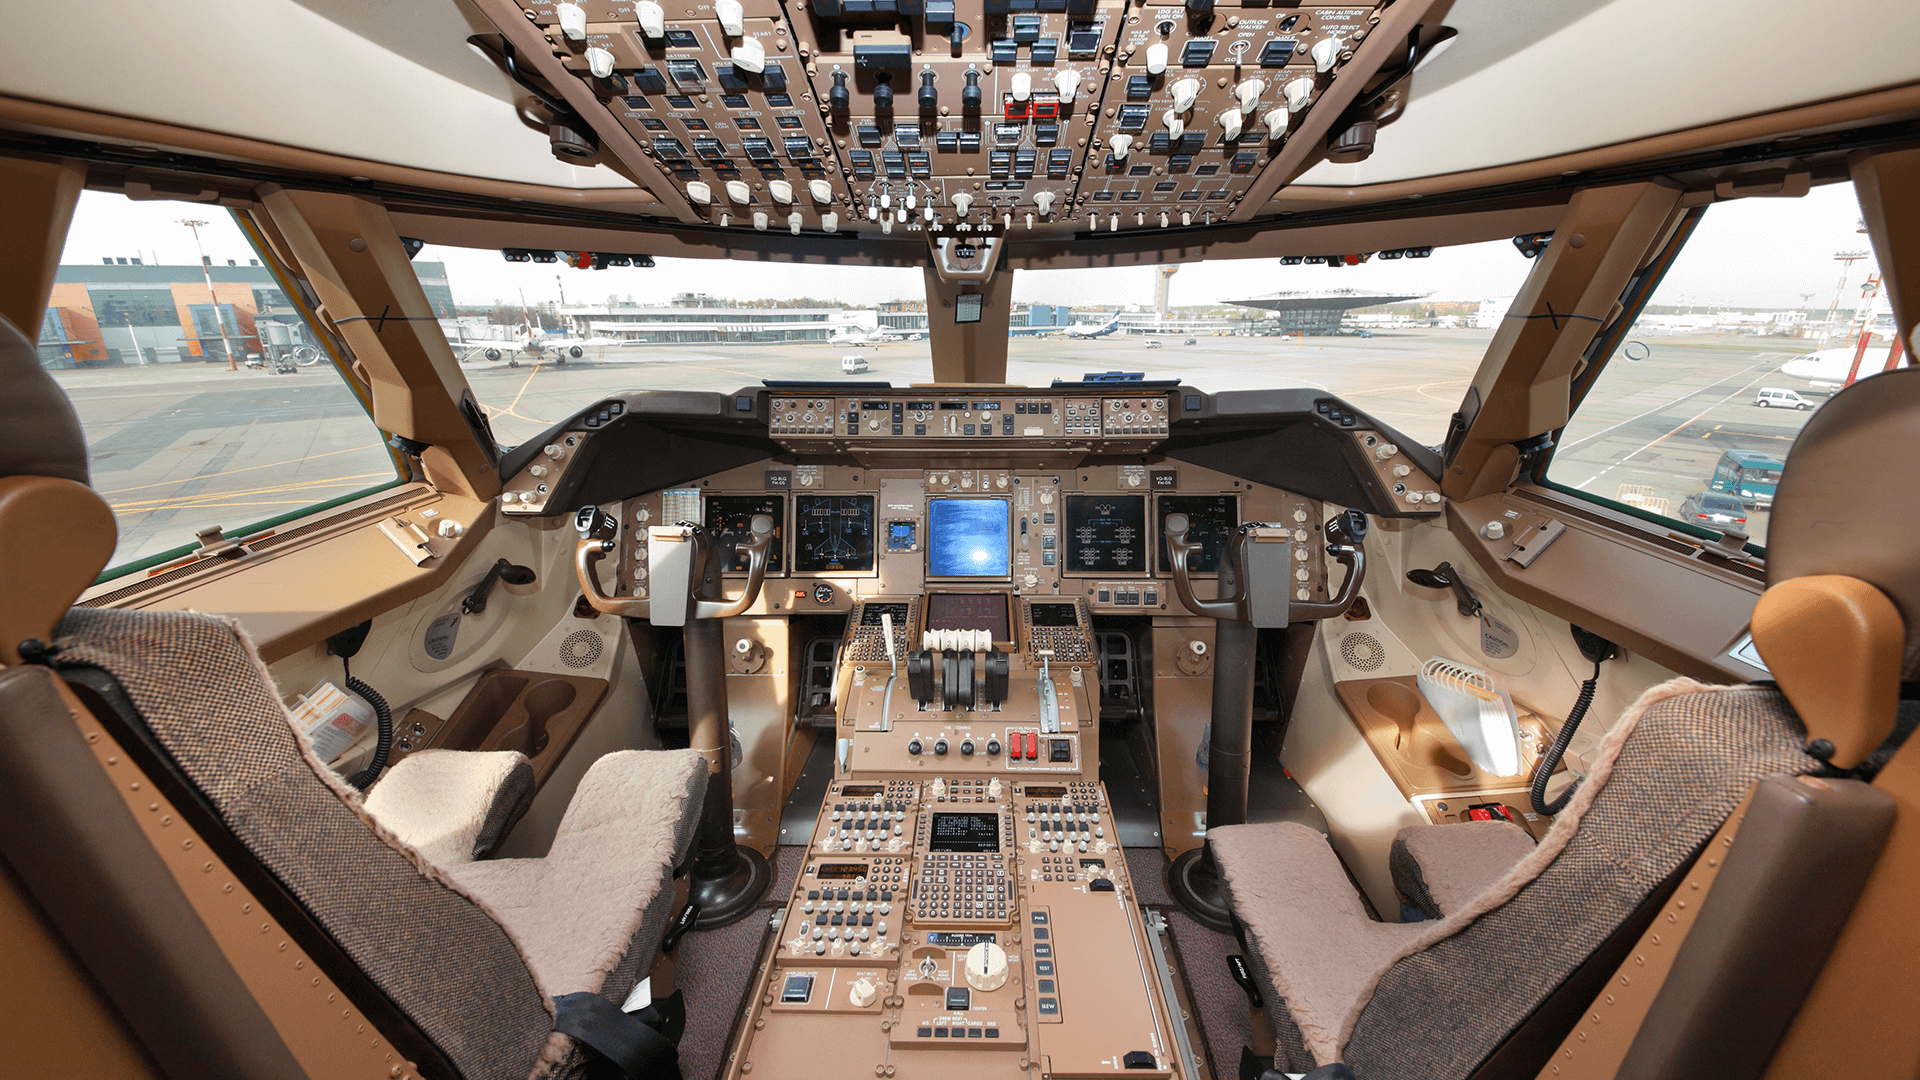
[54,607,707,1080]
[1388,819,1536,920]
[1212,678,1816,1077]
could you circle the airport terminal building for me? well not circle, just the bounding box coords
[40,258,455,367]
[1229,290,1424,335]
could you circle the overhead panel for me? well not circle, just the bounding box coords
[508,0,1390,236]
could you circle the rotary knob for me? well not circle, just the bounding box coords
[964,942,1009,992]
[848,976,879,1008]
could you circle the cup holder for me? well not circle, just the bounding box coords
[487,679,578,758]
[1364,680,1474,778]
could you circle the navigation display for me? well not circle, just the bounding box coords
[792,494,875,572]
[926,593,1011,641]
[1064,494,1146,573]
[929,812,1001,853]
[927,497,1011,578]
[1157,495,1239,575]
[705,495,785,573]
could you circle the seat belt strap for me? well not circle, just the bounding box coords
[553,992,682,1080]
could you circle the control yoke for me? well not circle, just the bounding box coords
[572,512,776,624]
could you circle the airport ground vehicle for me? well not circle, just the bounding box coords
[1710,450,1788,508]
[1755,387,1814,409]
[3,3,1919,1080]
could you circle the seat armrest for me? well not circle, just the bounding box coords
[1389,820,1535,920]
[363,749,535,868]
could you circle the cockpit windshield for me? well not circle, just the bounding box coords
[415,237,1532,448]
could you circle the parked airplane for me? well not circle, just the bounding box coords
[457,320,621,365]
[1780,344,1904,387]
[827,325,921,347]
[1009,311,1124,338]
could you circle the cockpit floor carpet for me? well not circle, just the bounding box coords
[674,846,806,1080]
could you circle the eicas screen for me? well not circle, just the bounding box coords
[927,498,1011,578]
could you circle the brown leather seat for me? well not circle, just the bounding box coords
[1211,369,1916,1080]
[0,312,709,1080]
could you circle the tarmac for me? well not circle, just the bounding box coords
[51,329,1817,566]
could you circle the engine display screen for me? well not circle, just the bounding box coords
[929,812,1001,853]
[925,593,1010,641]
[705,495,784,573]
[1157,495,1239,575]
[1064,494,1146,573]
[927,498,1011,578]
[792,494,875,572]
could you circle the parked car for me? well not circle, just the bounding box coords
[1754,387,1813,409]
[1677,491,1750,528]
[840,354,870,374]
[1183,338,1197,345]
[1143,340,1162,349]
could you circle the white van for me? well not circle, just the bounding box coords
[1754,387,1813,410]
[840,354,870,375]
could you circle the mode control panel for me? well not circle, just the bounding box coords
[767,391,1172,450]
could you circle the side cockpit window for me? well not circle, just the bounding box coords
[47,191,404,575]
[1542,181,1892,551]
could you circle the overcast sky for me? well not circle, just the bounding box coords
[61,182,1877,312]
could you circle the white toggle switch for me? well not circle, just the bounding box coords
[900,207,910,224]
[715,0,745,36]
[1010,72,1031,102]
[730,37,766,74]
[1159,212,1169,228]
[726,180,751,204]
[1054,69,1080,103]
[1285,76,1315,112]
[1145,41,1169,75]
[788,212,803,234]
[906,191,917,210]
[881,215,893,234]
[867,203,879,221]
[821,212,839,233]
[808,178,834,203]
[1181,211,1193,226]
[1235,77,1265,113]
[1108,133,1133,161]
[1170,77,1201,113]
[637,0,665,39]
[752,211,768,230]
[1264,107,1289,140]
[952,192,974,217]
[1034,190,1056,215]
[1109,211,1120,231]
[717,213,728,227]
[586,47,615,79]
[685,181,712,205]
[768,179,794,204]
[556,3,587,41]
[1162,110,1184,141]
[1025,212,1034,229]
[1218,108,1242,140]
[1311,35,1342,73]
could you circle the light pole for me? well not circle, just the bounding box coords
[179,218,238,371]
[123,314,144,365]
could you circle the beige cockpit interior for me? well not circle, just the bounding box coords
[2,1,1920,1078]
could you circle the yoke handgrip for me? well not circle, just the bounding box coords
[692,513,775,620]
[1164,512,1245,621]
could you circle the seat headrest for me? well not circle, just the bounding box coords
[0,313,115,664]
[1767,366,1920,677]
[0,313,91,486]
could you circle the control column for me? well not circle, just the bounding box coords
[1161,514,1290,931]
[665,514,779,928]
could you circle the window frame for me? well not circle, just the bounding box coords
[1526,198,1797,557]
[91,208,410,580]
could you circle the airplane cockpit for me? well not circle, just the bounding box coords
[2,2,1919,1079]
